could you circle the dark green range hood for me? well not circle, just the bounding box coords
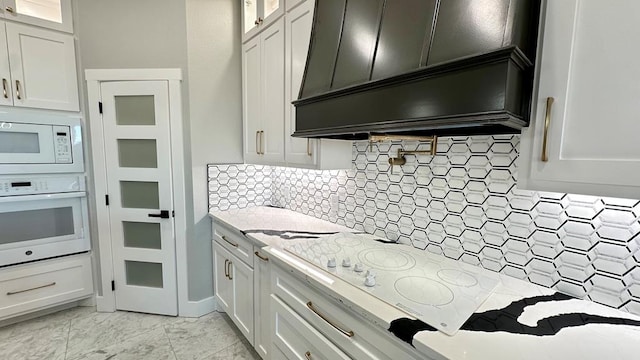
[292,0,542,140]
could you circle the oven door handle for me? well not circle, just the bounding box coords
[0,191,86,203]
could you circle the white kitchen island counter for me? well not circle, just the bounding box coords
[210,206,640,360]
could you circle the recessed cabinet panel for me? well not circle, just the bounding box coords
[260,20,285,163]
[5,22,79,111]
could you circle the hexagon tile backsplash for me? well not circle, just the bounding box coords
[208,135,640,316]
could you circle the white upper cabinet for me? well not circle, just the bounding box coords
[242,0,284,43]
[0,23,12,107]
[284,0,352,170]
[3,22,79,111]
[0,0,72,33]
[242,18,285,165]
[519,0,640,200]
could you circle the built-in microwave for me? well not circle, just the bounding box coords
[0,174,90,267]
[0,111,84,174]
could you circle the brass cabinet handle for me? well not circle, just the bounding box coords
[227,261,233,280]
[15,80,20,100]
[221,235,239,248]
[541,97,554,162]
[258,17,264,24]
[255,251,269,262]
[305,351,312,360]
[5,6,14,13]
[255,131,260,155]
[254,18,260,25]
[306,301,354,338]
[7,282,56,295]
[2,78,7,99]
[224,259,229,278]
[307,138,312,156]
[260,130,265,155]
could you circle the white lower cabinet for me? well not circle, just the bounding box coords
[0,253,93,320]
[270,263,428,360]
[272,295,350,360]
[212,220,272,359]
[213,240,255,345]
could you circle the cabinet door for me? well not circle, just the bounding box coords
[1,0,73,33]
[253,249,271,359]
[0,23,12,106]
[260,19,285,164]
[5,22,78,111]
[230,256,255,346]
[285,0,316,167]
[519,1,640,199]
[242,0,260,42]
[243,35,263,164]
[213,241,233,313]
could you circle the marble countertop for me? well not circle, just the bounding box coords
[209,206,353,247]
[210,206,640,360]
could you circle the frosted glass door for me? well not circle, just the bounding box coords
[101,80,177,316]
[2,0,73,33]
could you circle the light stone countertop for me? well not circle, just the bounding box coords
[210,206,640,360]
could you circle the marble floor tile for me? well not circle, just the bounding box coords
[0,318,69,360]
[163,312,245,360]
[0,306,94,341]
[66,310,168,359]
[66,327,177,360]
[209,338,261,360]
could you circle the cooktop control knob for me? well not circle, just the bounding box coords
[365,269,376,278]
[342,257,351,267]
[364,275,376,287]
[354,263,364,272]
[327,257,337,268]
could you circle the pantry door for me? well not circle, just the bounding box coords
[100,81,177,316]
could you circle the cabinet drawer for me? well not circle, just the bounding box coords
[272,295,350,360]
[272,266,429,360]
[0,254,93,320]
[213,221,254,267]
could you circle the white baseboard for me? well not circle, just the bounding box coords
[179,296,217,318]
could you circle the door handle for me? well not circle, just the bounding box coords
[260,130,265,155]
[224,259,229,278]
[148,210,170,219]
[227,260,233,280]
[15,80,21,100]
[2,78,7,99]
[541,97,554,162]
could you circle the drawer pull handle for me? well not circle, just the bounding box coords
[221,235,238,248]
[541,97,554,162]
[227,261,233,280]
[15,80,21,100]
[7,282,56,295]
[255,251,269,262]
[305,351,312,360]
[306,301,354,338]
[2,78,7,98]
[224,259,229,279]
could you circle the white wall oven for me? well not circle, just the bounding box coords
[0,111,84,174]
[0,175,89,267]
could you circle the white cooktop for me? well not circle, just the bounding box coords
[284,233,500,335]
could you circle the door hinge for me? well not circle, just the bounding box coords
[111,280,115,291]
[105,194,110,206]
[98,102,103,114]
[172,210,175,218]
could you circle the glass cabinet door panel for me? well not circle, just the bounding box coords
[15,0,62,23]
[264,0,279,18]
[244,0,258,34]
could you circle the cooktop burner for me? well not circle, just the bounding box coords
[283,233,500,336]
[358,248,416,271]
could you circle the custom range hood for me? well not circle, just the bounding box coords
[293,0,542,139]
